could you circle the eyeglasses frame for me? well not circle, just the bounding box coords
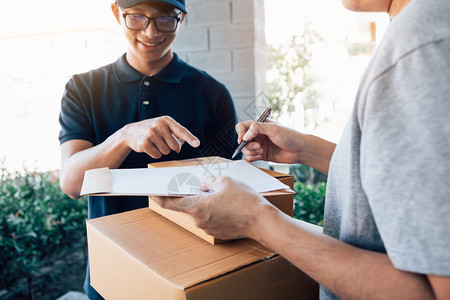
[122,13,181,32]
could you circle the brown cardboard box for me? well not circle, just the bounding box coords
[147,157,294,244]
[87,208,319,300]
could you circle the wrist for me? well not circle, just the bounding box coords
[247,198,280,242]
[108,125,132,156]
[118,124,132,146]
[297,134,335,174]
[296,133,311,165]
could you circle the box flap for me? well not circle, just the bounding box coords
[88,208,275,290]
[147,199,227,244]
[147,156,231,168]
[259,167,292,179]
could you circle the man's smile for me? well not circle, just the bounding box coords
[139,39,164,47]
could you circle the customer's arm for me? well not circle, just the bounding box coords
[254,199,449,300]
[60,116,200,199]
[235,121,336,174]
[154,178,450,300]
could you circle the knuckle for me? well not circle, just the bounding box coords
[219,176,231,185]
[147,130,157,139]
[196,221,208,231]
[235,124,246,135]
[190,205,205,220]
[190,205,201,217]
[137,140,146,152]
[250,122,258,131]
[160,115,172,123]
[151,122,163,131]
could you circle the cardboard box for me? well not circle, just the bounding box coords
[87,208,319,300]
[148,157,294,244]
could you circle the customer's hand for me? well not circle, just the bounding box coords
[152,176,272,240]
[122,116,200,159]
[235,120,305,164]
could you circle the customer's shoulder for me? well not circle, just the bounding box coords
[381,0,450,58]
[361,0,450,85]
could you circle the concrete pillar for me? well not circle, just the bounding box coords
[173,0,267,121]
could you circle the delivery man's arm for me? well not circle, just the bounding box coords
[60,116,200,199]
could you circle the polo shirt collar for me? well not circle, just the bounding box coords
[113,52,187,84]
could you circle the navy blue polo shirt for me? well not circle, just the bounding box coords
[59,52,240,218]
[59,52,240,299]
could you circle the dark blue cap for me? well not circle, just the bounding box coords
[117,0,187,14]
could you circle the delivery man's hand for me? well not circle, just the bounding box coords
[122,116,200,159]
[152,176,273,240]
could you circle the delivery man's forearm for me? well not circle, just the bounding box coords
[59,130,131,199]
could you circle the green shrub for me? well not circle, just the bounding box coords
[290,163,327,185]
[293,182,326,226]
[290,164,327,226]
[0,164,87,298]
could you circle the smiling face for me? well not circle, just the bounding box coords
[112,2,182,75]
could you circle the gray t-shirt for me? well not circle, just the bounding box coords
[322,0,450,298]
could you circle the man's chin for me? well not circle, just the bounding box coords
[340,0,390,12]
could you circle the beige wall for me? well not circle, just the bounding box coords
[173,0,268,121]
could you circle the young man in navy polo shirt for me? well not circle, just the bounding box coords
[58,0,240,298]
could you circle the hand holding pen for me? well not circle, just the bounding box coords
[232,111,315,164]
[232,107,272,159]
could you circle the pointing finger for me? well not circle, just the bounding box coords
[162,116,200,148]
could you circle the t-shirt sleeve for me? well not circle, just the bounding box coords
[58,76,96,145]
[360,39,450,276]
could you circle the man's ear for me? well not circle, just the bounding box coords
[111,3,122,25]
[180,13,186,24]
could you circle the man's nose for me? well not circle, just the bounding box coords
[142,20,161,37]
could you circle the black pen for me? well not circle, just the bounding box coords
[232,107,272,159]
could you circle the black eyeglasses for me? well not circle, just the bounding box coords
[122,13,181,32]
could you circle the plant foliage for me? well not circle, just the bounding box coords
[293,181,326,226]
[291,164,327,226]
[267,22,322,126]
[0,164,87,298]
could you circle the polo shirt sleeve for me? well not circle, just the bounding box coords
[360,39,450,276]
[58,75,96,145]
